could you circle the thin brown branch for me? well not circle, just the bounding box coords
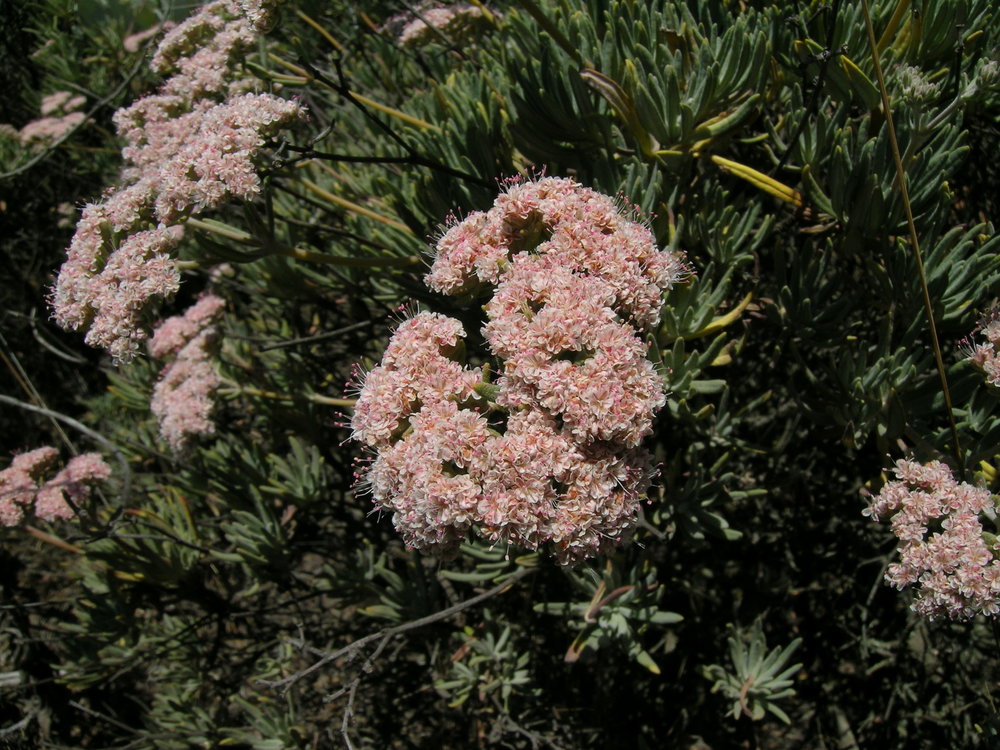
[259,565,536,695]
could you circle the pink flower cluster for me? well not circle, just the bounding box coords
[966,306,1000,387]
[396,4,494,47]
[864,459,1000,619]
[431,176,686,446]
[14,90,87,148]
[123,22,174,54]
[352,178,686,562]
[149,295,226,452]
[51,0,303,362]
[0,448,111,527]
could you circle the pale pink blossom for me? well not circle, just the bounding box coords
[350,313,483,448]
[427,176,687,329]
[34,453,112,522]
[54,225,183,363]
[497,323,665,448]
[865,459,1000,619]
[40,91,78,116]
[123,22,175,53]
[0,448,59,526]
[1,448,110,527]
[482,254,619,359]
[397,4,493,47]
[52,0,303,361]
[149,94,303,222]
[152,1,258,84]
[546,442,654,564]
[967,306,1000,387]
[19,112,86,146]
[365,400,491,554]
[150,299,225,451]
[472,410,654,561]
[149,293,226,358]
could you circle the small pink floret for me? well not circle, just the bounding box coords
[866,459,1000,619]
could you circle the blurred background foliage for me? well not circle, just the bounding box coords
[2,0,1000,747]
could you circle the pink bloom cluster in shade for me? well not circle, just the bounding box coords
[0,448,111,527]
[51,0,303,363]
[149,295,226,452]
[966,306,1000,387]
[864,459,1000,620]
[352,178,682,562]
[123,22,175,54]
[13,90,88,149]
[396,4,494,47]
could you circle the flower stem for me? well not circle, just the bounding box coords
[861,0,964,472]
[295,9,347,54]
[300,177,413,233]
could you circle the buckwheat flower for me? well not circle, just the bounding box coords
[151,331,222,451]
[472,410,576,549]
[497,316,665,447]
[471,410,655,561]
[425,212,505,294]
[161,24,257,100]
[149,93,304,222]
[149,0,282,99]
[152,0,248,76]
[123,22,174,54]
[19,112,87,146]
[547,444,655,564]
[398,3,494,48]
[148,293,226,358]
[51,184,162,337]
[965,306,1000,388]
[113,94,194,167]
[364,400,491,554]
[351,313,482,448]
[40,91,73,116]
[482,255,619,359]
[865,459,1000,619]
[427,176,686,329]
[150,299,225,451]
[53,0,304,362]
[39,91,85,117]
[0,448,59,527]
[381,312,470,368]
[34,453,112,522]
[79,226,184,363]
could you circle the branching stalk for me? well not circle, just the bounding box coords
[860,0,964,472]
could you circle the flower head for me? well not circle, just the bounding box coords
[357,178,677,562]
[35,453,112,522]
[427,176,687,330]
[396,4,494,48]
[150,296,226,451]
[965,305,1000,388]
[52,0,303,361]
[865,459,1000,619]
[1,449,110,526]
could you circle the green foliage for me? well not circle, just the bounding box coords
[704,620,802,724]
[535,554,682,674]
[434,616,537,711]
